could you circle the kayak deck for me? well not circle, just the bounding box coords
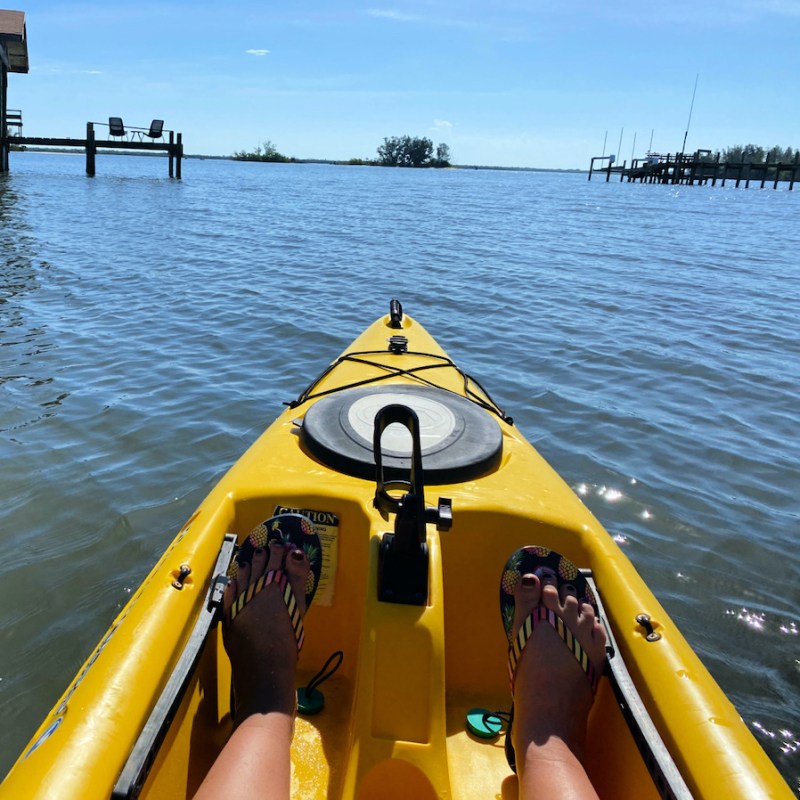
[2,304,791,800]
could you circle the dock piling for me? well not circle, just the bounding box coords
[588,149,799,190]
[86,122,96,176]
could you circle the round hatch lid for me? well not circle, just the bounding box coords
[299,385,502,484]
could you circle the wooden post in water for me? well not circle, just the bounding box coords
[176,132,182,179]
[168,130,174,178]
[85,122,96,176]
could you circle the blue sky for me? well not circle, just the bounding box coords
[8,1,800,169]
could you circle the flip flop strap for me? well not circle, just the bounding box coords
[508,606,598,694]
[226,569,305,652]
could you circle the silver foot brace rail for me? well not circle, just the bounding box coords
[584,572,695,800]
[112,534,236,800]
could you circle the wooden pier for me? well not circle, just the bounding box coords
[589,150,799,190]
[7,121,184,178]
[2,12,182,178]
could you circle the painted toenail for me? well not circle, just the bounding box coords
[291,549,305,561]
[521,575,535,587]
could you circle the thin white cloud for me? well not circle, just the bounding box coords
[246,49,270,57]
[366,8,421,22]
[366,7,483,31]
[433,119,453,130]
[37,66,103,75]
[755,0,800,16]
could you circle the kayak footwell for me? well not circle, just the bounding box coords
[137,521,662,800]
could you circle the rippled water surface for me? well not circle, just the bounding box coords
[1,152,798,792]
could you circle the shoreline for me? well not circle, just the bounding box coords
[9,147,586,174]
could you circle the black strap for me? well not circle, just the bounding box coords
[287,349,512,424]
[303,650,344,696]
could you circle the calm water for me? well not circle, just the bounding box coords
[1,152,798,792]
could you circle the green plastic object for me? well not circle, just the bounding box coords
[465,707,503,739]
[297,686,325,715]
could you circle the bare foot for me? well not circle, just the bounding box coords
[222,539,311,723]
[511,568,607,799]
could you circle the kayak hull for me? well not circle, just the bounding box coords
[2,309,790,799]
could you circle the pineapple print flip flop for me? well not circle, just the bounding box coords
[225,513,323,652]
[500,546,599,692]
[499,546,602,773]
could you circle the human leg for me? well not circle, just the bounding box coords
[500,548,607,800]
[193,540,310,800]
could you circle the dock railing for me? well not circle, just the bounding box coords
[589,149,798,190]
[5,108,22,132]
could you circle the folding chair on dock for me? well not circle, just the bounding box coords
[144,119,164,141]
[108,117,126,139]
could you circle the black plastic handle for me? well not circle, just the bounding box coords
[389,299,404,329]
[373,404,426,550]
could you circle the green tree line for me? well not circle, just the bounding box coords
[232,140,292,162]
[712,144,798,164]
[232,136,452,167]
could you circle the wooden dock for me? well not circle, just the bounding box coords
[589,150,799,190]
[5,121,184,178]
[2,12,182,178]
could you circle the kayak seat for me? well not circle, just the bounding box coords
[300,385,503,484]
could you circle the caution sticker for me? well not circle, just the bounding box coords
[273,505,339,607]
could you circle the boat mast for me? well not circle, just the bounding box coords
[681,73,700,155]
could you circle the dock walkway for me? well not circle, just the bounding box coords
[589,151,799,190]
[5,122,184,178]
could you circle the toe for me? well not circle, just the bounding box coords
[515,573,542,607]
[223,577,238,616]
[559,581,578,603]
[236,561,251,591]
[267,539,286,571]
[285,548,311,613]
[541,582,561,612]
[250,547,268,584]
[512,573,541,638]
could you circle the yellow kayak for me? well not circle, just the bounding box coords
[1,301,792,799]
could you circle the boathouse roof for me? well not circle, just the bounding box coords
[0,9,28,73]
